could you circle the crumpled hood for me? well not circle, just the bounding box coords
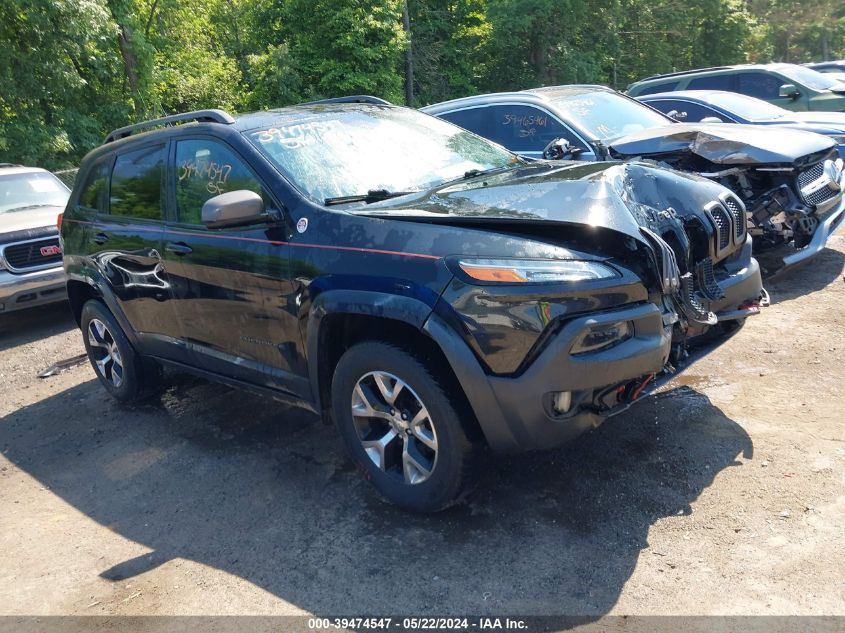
[364,160,728,242]
[0,206,63,235]
[607,123,836,165]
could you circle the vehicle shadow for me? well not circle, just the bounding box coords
[0,301,75,352]
[0,374,752,619]
[758,245,844,304]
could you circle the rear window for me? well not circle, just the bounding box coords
[109,145,164,220]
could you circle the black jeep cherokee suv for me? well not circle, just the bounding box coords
[61,100,765,512]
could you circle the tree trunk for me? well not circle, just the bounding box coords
[107,1,144,115]
[402,0,414,106]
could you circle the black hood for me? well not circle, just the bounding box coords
[607,123,836,165]
[361,160,730,244]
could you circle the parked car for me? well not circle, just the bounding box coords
[0,163,69,313]
[62,102,765,512]
[421,86,845,265]
[637,90,845,157]
[805,61,845,74]
[626,63,845,112]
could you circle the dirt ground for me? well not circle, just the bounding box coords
[1,236,844,620]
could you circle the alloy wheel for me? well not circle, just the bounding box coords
[351,371,439,484]
[87,318,124,388]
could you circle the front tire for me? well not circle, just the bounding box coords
[331,341,479,513]
[80,300,160,403]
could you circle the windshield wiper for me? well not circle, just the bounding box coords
[462,165,515,180]
[324,189,417,206]
[3,203,63,212]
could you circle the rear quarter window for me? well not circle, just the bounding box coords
[77,160,110,213]
[438,107,494,141]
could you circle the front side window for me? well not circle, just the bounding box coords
[0,171,69,214]
[246,107,517,204]
[736,72,784,100]
[175,139,264,225]
[110,145,164,220]
[486,105,581,153]
[648,100,724,122]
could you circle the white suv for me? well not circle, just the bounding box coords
[0,164,69,313]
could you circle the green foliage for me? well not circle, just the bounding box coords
[2,0,845,169]
[284,0,407,102]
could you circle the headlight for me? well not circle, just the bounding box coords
[458,258,619,283]
[830,134,845,145]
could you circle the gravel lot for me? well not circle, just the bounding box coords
[1,236,844,619]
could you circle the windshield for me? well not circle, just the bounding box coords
[704,92,788,121]
[778,64,844,91]
[246,106,518,204]
[0,171,70,214]
[550,91,670,140]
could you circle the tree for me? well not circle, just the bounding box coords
[284,0,407,102]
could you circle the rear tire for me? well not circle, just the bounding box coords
[80,300,161,403]
[331,341,479,513]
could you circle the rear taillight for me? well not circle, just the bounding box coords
[57,212,63,230]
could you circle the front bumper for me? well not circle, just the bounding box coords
[0,266,67,313]
[783,191,845,267]
[425,255,763,453]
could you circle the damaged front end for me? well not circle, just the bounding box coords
[597,162,769,407]
[607,125,845,268]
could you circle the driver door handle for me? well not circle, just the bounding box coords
[165,241,193,256]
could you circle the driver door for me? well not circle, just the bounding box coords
[161,136,303,395]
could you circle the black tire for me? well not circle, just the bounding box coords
[80,299,161,403]
[331,341,479,512]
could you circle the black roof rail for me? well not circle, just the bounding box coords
[104,109,236,144]
[301,95,392,106]
[641,66,735,82]
[0,163,22,168]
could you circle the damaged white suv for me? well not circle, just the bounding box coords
[0,164,69,313]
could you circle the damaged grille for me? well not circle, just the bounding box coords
[640,227,680,294]
[1,237,62,272]
[797,161,841,207]
[711,205,730,250]
[722,195,747,241]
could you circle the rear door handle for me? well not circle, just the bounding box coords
[165,241,193,256]
[92,233,109,245]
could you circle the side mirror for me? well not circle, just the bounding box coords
[700,116,724,123]
[666,109,687,121]
[778,83,800,99]
[202,190,267,229]
[542,137,582,161]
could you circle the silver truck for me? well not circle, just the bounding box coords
[0,164,69,313]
